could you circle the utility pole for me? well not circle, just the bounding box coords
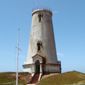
[16,28,21,85]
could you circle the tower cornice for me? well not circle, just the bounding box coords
[32,9,52,16]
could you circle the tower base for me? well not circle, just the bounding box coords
[23,62,61,74]
[23,54,61,74]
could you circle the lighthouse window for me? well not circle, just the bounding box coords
[38,14,43,22]
[37,41,42,51]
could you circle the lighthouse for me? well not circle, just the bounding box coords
[23,9,61,74]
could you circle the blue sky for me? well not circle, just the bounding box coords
[0,0,85,73]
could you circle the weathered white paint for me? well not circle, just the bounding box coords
[23,9,61,73]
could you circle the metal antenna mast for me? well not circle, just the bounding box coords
[16,28,21,85]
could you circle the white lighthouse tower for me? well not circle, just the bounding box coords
[23,9,61,74]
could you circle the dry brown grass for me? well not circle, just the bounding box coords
[37,71,85,85]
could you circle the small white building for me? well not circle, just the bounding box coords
[23,9,61,74]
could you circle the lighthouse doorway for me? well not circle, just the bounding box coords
[35,60,40,73]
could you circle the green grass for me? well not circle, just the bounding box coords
[0,71,85,85]
[0,72,29,85]
[37,71,85,85]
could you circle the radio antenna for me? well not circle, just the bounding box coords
[16,28,21,85]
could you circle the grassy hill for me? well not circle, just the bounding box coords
[37,71,85,85]
[0,71,85,85]
[0,72,30,85]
